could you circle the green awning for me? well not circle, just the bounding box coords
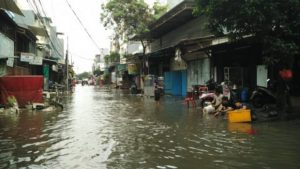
[0,0,24,16]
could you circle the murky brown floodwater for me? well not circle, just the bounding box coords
[1,86,300,169]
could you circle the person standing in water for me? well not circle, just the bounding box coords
[154,85,161,105]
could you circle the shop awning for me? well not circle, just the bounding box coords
[0,0,24,16]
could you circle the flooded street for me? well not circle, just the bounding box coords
[1,86,300,169]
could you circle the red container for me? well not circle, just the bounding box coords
[279,69,293,80]
[0,76,43,107]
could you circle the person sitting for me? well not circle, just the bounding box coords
[212,89,223,109]
[214,96,234,116]
[234,102,248,109]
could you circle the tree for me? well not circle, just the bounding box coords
[194,0,300,68]
[104,52,121,65]
[101,0,166,73]
[77,72,92,80]
[93,68,103,77]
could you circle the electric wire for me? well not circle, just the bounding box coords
[69,52,94,61]
[64,0,102,52]
[29,0,98,67]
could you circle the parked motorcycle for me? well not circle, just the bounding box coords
[250,79,277,108]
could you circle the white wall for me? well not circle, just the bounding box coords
[167,0,184,10]
[0,33,14,58]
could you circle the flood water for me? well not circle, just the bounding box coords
[1,86,300,169]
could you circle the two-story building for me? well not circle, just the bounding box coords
[145,0,213,96]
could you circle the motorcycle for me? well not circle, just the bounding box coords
[250,79,277,108]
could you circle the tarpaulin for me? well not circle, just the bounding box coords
[0,76,43,107]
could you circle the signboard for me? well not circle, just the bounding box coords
[117,64,126,72]
[128,64,138,75]
[6,58,14,67]
[29,57,43,65]
[20,53,35,62]
[52,65,58,72]
[0,33,14,58]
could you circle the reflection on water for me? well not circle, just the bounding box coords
[1,86,300,169]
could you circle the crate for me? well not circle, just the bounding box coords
[228,109,251,123]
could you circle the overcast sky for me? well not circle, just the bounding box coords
[37,0,165,73]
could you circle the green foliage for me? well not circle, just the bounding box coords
[101,0,167,50]
[93,68,103,77]
[104,52,121,64]
[104,55,110,65]
[195,0,300,67]
[103,73,110,84]
[153,1,168,20]
[7,96,17,107]
[101,0,153,40]
[76,72,92,80]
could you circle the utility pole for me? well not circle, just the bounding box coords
[66,36,69,92]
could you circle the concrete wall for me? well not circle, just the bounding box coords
[149,16,211,53]
[0,33,14,58]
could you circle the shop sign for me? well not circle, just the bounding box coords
[20,53,35,62]
[117,64,126,72]
[128,64,138,75]
[29,57,43,65]
[6,58,14,67]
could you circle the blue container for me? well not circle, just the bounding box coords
[241,89,248,102]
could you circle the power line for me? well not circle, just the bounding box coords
[64,0,102,52]
[69,52,94,61]
[26,0,38,14]
[37,0,48,19]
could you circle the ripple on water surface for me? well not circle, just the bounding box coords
[1,86,300,169]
